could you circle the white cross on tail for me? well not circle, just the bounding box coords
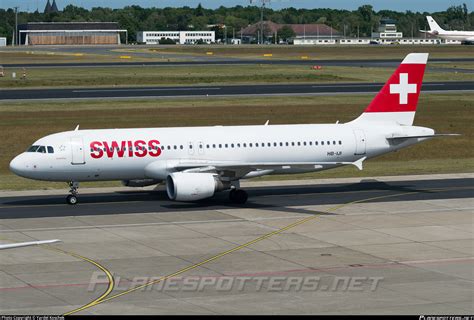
[389,73,417,104]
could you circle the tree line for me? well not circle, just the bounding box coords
[0,3,472,44]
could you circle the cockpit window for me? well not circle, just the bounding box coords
[26,145,54,153]
[27,145,40,152]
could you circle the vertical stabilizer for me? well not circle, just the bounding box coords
[351,53,428,126]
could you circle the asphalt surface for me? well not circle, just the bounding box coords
[3,57,474,68]
[2,81,474,101]
[1,177,472,219]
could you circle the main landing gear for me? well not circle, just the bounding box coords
[66,181,79,205]
[229,189,248,204]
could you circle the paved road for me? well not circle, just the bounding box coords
[3,57,474,68]
[0,177,472,219]
[1,81,473,101]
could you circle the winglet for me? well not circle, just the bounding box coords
[352,157,366,171]
[0,239,61,250]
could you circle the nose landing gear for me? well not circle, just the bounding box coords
[66,181,79,205]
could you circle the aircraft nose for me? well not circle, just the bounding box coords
[9,154,28,177]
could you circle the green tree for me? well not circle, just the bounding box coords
[277,25,295,41]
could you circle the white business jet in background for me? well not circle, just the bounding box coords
[422,16,474,43]
[10,53,456,205]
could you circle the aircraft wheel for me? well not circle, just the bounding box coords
[229,189,248,204]
[66,195,78,205]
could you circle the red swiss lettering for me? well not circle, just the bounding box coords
[90,141,103,159]
[148,140,161,157]
[134,140,147,157]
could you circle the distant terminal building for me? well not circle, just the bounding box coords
[241,21,341,44]
[0,37,6,46]
[137,31,215,44]
[371,18,403,43]
[18,22,127,45]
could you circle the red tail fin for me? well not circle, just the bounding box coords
[353,53,428,125]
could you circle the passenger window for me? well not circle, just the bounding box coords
[291,142,295,146]
[321,141,324,145]
[297,142,301,146]
[333,141,336,145]
[237,143,241,147]
[249,143,253,147]
[47,146,54,153]
[339,141,342,145]
[255,143,259,147]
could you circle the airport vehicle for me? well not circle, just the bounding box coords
[10,53,455,205]
[422,16,474,43]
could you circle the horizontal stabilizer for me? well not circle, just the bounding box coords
[352,156,366,171]
[387,133,460,140]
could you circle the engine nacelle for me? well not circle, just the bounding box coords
[122,179,161,187]
[166,172,229,201]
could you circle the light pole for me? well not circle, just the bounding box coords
[14,6,19,46]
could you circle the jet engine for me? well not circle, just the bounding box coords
[166,172,230,201]
[122,179,161,187]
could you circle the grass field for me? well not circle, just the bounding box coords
[1,64,473,89]
[1,45,473,66]
[0,93,472,190]
[119,45,474,60]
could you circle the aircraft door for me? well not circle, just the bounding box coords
[353,129,366,155]
[71,137,86,165]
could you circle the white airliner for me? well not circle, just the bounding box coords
[422,16,474,43]
[10,53,455,205]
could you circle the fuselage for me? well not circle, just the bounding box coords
[434,30,474,42]
[9,122,432,183]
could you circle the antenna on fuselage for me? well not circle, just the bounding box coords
[264,120,269,126]
[74,125,80,131]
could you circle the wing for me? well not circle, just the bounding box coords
[172,157,367,180]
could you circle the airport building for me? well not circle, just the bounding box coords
[137,31,215,44]
[18,22,127,45]
[241,21,341,44]
[371,18,403,41]
[0,37,6,46]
